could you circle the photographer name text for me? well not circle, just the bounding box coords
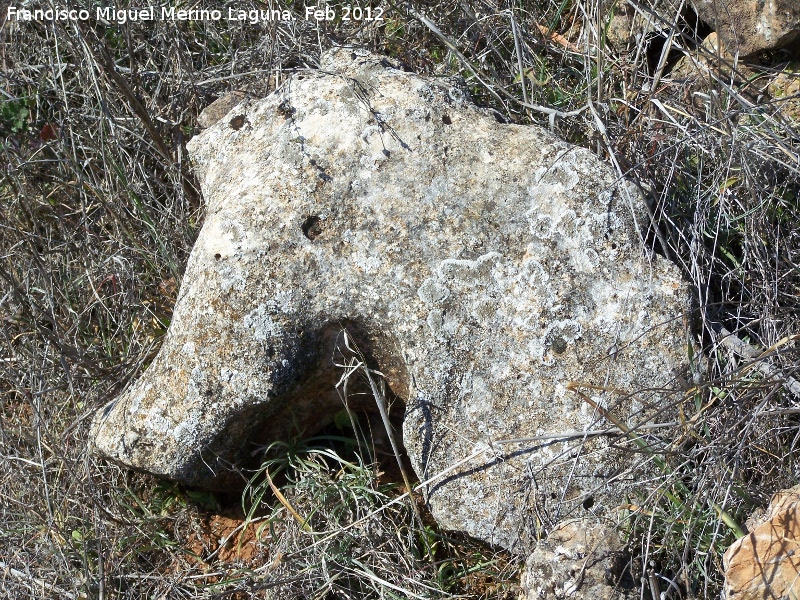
[6,5,385,24]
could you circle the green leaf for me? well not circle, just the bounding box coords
[187,490,220,511]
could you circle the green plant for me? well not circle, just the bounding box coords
[0,97,29,134]
[240,429,516,599]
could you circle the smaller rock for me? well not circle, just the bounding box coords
[198,91,248,129]
[669,32,729,81]
[519,519,635,600]
[604,0,639,50]
[604,0,680,51]
[767,64,800,124]
[691,0,800,57]
[724,484,800,600]
[670,39,799,126]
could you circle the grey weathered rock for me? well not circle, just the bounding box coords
[606,0,800,58]
[691,0,800,56]
[519,519,635,599]
[91,48,688,550]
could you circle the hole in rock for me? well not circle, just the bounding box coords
[582,495,595,510]
[181,426,514,596]
[229,114,246,130]
[301,214,323,240]
[441,114,452,125]
[277,100,295,119]
[193,322,414,501]
[644,6,712,76]
[238,322,415,488]
[781,38,800,62]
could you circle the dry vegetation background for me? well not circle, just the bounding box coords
[1,0,799,598]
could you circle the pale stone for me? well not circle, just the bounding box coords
[670,32,729,81]
[724,485,800,600]
[91,48,688,550]
[519,519,635,599]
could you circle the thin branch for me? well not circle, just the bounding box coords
[717,327,800,400]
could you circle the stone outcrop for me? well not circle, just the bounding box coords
[724,485,800,600]
[691,0,800,57]
[91,48,688,550]
[519,519,635,599]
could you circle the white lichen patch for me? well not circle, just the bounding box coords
[144,405,172,435]
[418,278,450,305]
[217,262,249,293]
[172,409,201,447]
[243,304,282,342]
[438,252,502,282]
[126,383,151,416]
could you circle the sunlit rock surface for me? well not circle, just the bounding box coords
[519,518,636,599]
[725,485,800,600]
[691,0,800,56]
[92,48,688,550]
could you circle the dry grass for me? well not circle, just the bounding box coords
[1,0,799,598]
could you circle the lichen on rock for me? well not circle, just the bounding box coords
[691,0,800,57]
[519,519,636,599]
[91,47,689,551]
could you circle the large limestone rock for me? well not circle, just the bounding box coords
[691,0,800,56]
[91,48,688,550]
